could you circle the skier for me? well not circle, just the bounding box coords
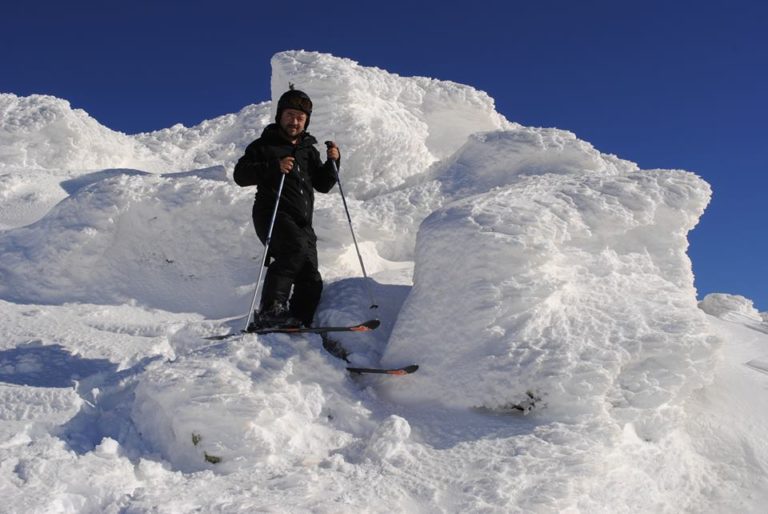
[234,86,340,330]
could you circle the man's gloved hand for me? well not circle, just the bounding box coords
[279,156,295,174]
[325,141,340,162]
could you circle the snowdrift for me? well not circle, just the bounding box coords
[0,167,260,317]
[2,51,767,512]
[385,160,717,427]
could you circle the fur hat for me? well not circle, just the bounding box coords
[275,84,313,128]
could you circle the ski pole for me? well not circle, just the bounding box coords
[243,172,287,331]
[326,142,378,309]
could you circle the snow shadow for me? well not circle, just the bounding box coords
[361,396,545,452]
[0,341,164,457]
[159,165,228,181]
[745,322,768,335]
[59,166,228,196]
[316,278,411,361]
[56,355,165,455]
[60,168,150,195]
[0,341,116,388]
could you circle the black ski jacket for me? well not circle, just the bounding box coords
[233,124,337,227]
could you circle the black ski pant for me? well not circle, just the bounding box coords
[253,208,322,326]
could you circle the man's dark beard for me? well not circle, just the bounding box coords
[279,124,303,142]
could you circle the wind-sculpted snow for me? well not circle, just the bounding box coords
[383,161,718,436]
[0,168,258,317]
[699,293,765,323]
[386,161,713,420]
[131,102,273,171]
[3,51,767,513]
[359,128,639,261]
[271,51,513,198]
[376,156,729,509]
[0,93,270,173]
[2,52,509,194]
[0,94,153,171]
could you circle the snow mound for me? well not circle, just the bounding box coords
[0,168,257,317]
[384,158,717,436]
[350,128,639,262]
[699,293,765,324]
[0,93,158,171]
[434,128,637,196]
[133,336,358,473]
[0,93,270,173]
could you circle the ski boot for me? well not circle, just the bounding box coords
[247,301,302,332]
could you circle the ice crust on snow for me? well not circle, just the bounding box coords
[1,51,767,512]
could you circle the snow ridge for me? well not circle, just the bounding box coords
[0,93,270,173]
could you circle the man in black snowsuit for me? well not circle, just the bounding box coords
[233,87,340,329]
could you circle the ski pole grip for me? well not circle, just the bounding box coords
[324,141,339,167]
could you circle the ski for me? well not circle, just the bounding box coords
[346,364,419,375]
[204,319,380,340]
[253,318,380,335]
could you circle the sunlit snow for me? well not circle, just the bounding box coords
[1,51,767,513]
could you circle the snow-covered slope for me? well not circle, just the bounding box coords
[1,51,767,513]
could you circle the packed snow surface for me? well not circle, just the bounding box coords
[1,51,767,513]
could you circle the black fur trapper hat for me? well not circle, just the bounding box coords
[275,84,313,128]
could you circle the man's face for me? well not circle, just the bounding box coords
[279,108,307,139]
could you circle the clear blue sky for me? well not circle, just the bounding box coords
[2,0,766,310]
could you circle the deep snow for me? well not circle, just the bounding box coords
[1,51,767,513]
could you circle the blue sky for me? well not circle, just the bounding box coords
[3,0,766,309]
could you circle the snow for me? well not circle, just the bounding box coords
[699,293,765,325]
[1,50,767,512]
[383,171,716,417]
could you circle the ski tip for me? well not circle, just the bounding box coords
[391,364,419,375]
[204,331,244,341]
[349,319,380,332]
